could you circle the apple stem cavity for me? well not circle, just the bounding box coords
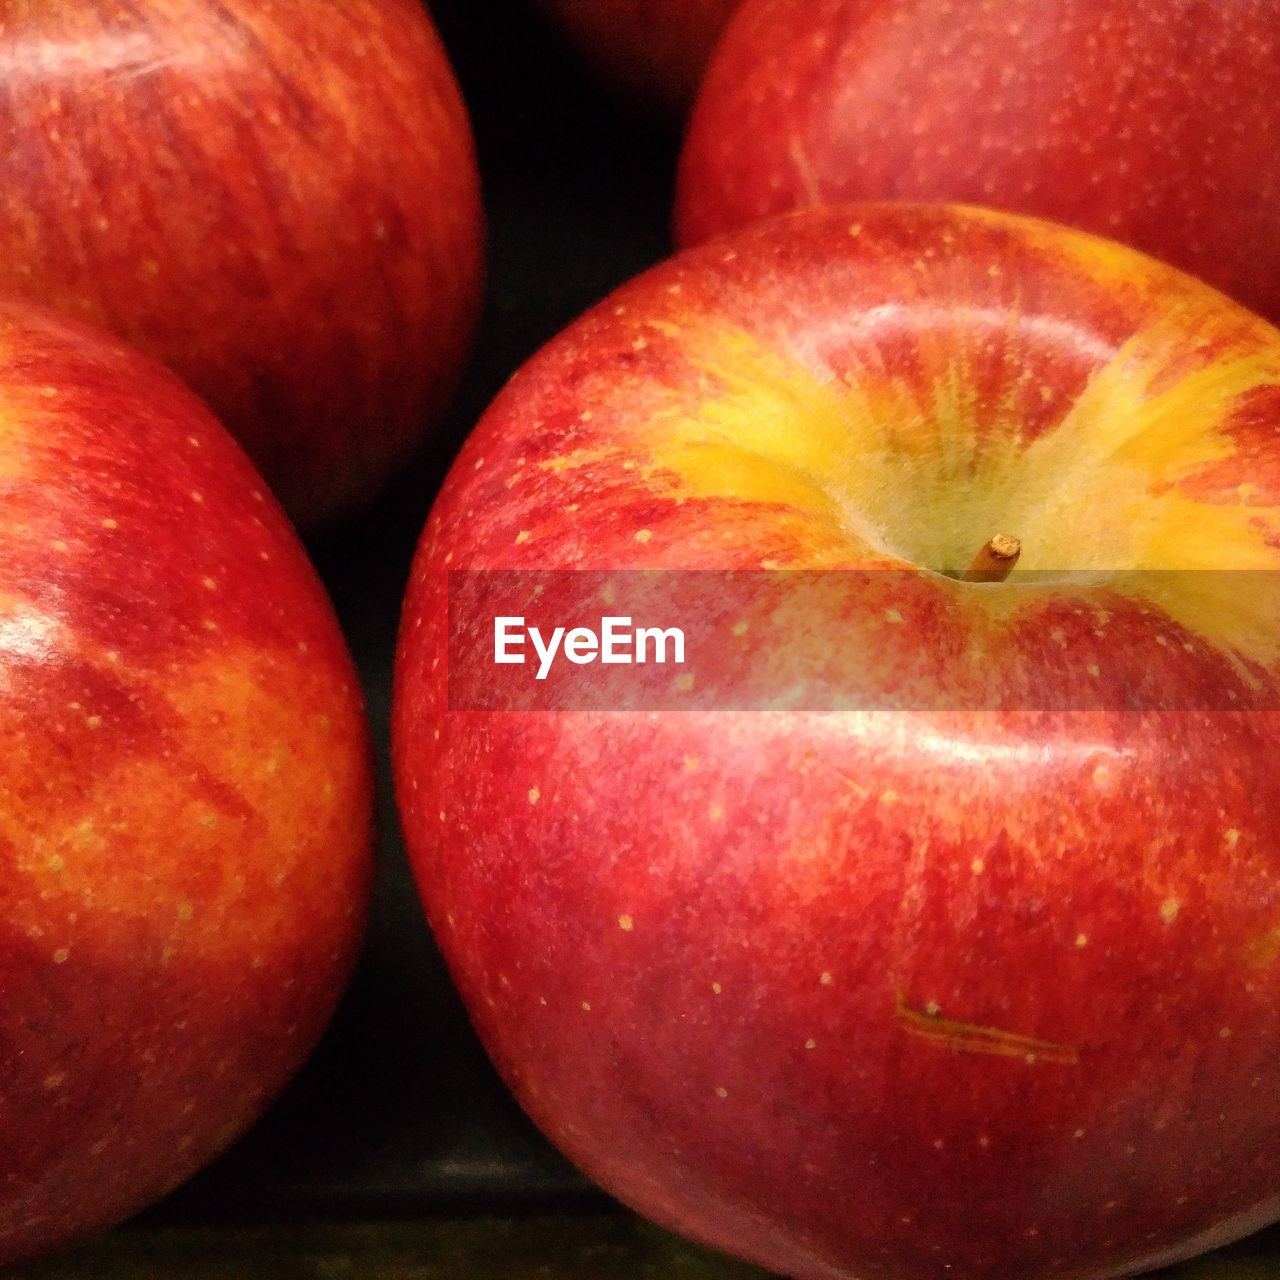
[962,534,1022,584]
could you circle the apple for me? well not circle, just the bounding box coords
[394,203,1280,1280]
[675,0,1280,325]
[540,0,742,112]
[0,0,484,527]
[0,299,373,1264]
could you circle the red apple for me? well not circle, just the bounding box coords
[540,0,742,112]
[394,204,1280,1280]
[0,300,373,1263]
[0,0,484,527]
[675,0,1280,325]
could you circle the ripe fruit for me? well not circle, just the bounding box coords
[0,301,373,1263]
[676,0,1280,324]
[0,0,484,526]
[541,0,742,112]
[395,204,1280,1280]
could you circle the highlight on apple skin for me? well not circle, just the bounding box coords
[540,0,742,112]
[0,0,484,527]
[394,203,1280,1280]
[0,300,374,1265]
[676,0,1280,325]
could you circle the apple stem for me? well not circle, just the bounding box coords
[962,534,1021,583]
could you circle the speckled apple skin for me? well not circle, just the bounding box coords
[0,302,374,1264]
[540,0,743,111]
[395,205,1280,1280]
[676,0,1280,326]
[0,0,484,527]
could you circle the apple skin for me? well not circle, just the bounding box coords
[540,0,742,112]
[0,300,374,1263]
[0,0,484,527]
[675,0,1280,325]
[394,204,1280,1280]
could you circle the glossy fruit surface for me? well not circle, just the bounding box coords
[0,0,484,524]
[0,300,374,1263]
[396,204,1280,1280]
[676,0,1280,325]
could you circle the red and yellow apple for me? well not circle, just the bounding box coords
[0,0,484,526]
[394,204,1280,1279]
[0,301,373,1264]
[540,0,742,112]
[676,0,1280,325]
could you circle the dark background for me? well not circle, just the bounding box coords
[152,0,677,1225]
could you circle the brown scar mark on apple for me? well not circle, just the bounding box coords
[787,136,823,207]
[895,990,1079,1065]
[103,52,195,85]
